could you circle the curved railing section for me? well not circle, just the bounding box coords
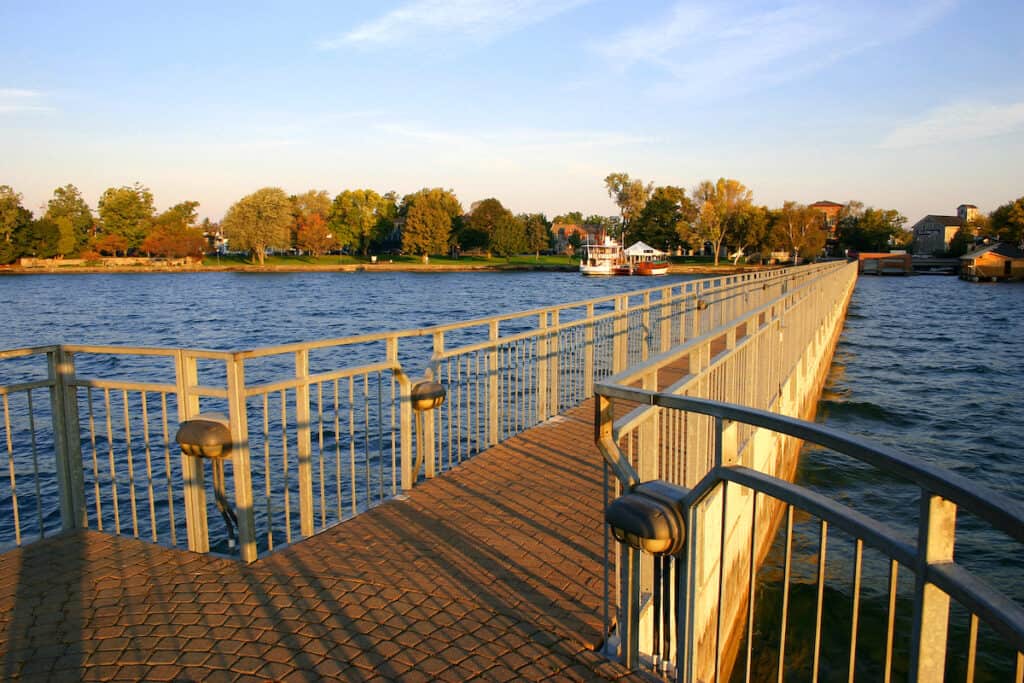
[594,386,1024,682]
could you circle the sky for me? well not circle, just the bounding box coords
[2,0,1022,225]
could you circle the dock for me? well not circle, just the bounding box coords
[0,401,643,682]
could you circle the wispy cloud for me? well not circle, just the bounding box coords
[0,88,52,114]
[879,101,1024,149]
[318,0,590,50]
[597,1,957,98]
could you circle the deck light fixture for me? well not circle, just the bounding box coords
[176,412,239,550]
[605,480,688,556]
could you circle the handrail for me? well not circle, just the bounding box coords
[598,387,1024,544]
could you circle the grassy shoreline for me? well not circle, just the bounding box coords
[1,253,774,276]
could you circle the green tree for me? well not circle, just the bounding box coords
[692,178,753,265]
[990,196,1024,246]
[466,198,518,257]
[401,188,462,262]
[520,213,552,257]
[732,205,774,262]
[329,189,390,256]
[778,201,827,263]
[0,185,32,264]
[553,211,584,225]
[837,207,907,252]
[222,187,293,265]
[631,186,695,251]
[604,172,652,244]
[45,184,93,255]
[97,183,156,252]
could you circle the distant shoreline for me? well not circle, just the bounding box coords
[0,262,772,276]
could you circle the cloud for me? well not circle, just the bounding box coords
[597,1,958,98]
[318,0,590,50]
[0,88,52,114]
[879,101,1024,149]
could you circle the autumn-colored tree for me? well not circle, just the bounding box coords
[93,233,129,256]
[140,224,206,258]
[222,187,293,265]
[295,213,338,256]
[604,173,652,244]
[778,201,827,263]
[692,178,753,265]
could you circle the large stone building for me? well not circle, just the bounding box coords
[911,204,977,255]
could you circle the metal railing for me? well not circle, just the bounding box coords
[594,260,1024,681]
[596,389,1024,682]
[0,264,842,561]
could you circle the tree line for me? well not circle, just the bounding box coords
[2,179,1021,266]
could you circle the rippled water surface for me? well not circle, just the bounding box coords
[0,271,698,351]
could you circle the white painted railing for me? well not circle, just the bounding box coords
[0,263,844,563]
[595,261,1024,681]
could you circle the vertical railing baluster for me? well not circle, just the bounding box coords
[884,561,899,683]
[87,388,102,530]
[488,321,499,446]
[2,394,19,545]
[160,393,176,546]
[122,390,139,538]
[27,390,43,539]
[849,538,863,683]
[966,614,978,683]
[141,392,157,543]
[812,519,829,682]
[778,505,794,683]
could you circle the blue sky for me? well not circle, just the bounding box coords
[2,0,1022,224]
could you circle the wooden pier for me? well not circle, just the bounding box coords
[0,401,648,682]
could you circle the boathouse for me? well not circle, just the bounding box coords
[960,242,1024,281]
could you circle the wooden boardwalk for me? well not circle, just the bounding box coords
[0,401,648,682]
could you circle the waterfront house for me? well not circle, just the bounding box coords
[960,242,1024,281]
[911,204,979,255]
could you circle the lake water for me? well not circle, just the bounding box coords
[1,270,1021,677]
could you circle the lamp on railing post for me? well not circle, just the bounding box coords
[176,412,239,553]
[605,480,688,672]
[409,375,446,485]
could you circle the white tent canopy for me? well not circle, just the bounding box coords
[624,241,666,261]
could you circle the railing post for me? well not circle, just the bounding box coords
[392,337,415,491]
[614,295,628,373]
[175,350,208,554]
[641,292,651,361]
[909,493,956,682]
[48,347,85,530]
[536,313,549,421]
[660,287,672,353]
[294,349,315,538]
[488,320,500,447]
[549,310,560,415]
[584,303,595,398]
[226,353,258,562]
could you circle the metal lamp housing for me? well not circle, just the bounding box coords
[175,412,232,458]
[411,380,446,412]
[605,480,688,556]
